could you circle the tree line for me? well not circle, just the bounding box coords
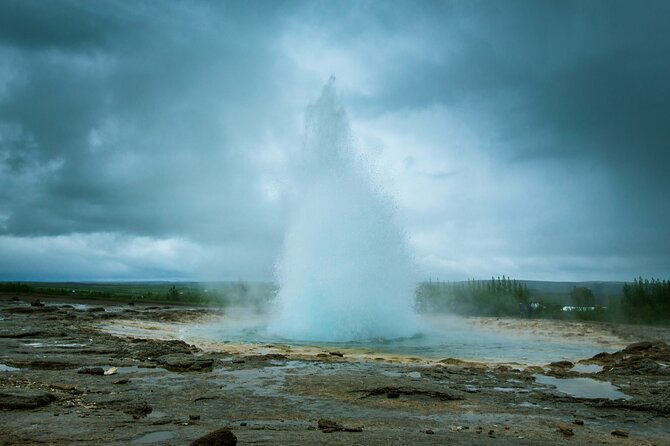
[621,277,670,324]
[416,276,531,317]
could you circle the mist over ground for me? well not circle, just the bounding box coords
[0,0,669,282]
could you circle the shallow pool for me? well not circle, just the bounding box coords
[185,314,623,365]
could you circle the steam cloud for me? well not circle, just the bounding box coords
[270,79,419,341]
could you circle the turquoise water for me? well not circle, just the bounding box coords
[189,314,619,365]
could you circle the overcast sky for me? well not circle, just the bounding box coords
[0,0,668,282]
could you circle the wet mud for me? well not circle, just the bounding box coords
[1,295,669,445]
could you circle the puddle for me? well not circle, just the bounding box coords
[381,371,422,379]
[132,431,174,444]
[516,401,540,408]
[116,366,167,374]
[534,374,631,400]
[572,363,603,374]
[23,342,86,348]
[0,363,20,372]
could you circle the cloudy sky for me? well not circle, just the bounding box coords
[0,0,668,282]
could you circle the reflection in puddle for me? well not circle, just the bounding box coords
[116,365,167,374]
[132,431,174,444]
[0,363,20,372]
[534,374,631,400]
[571,363,604,374]
[494,386,530,394]
[23,342,86,348]
[381,371,422,379]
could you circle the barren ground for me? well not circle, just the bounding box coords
[1,295,669,445]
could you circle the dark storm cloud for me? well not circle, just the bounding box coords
[0,0,668,280]
[340,0,670,267]
[0,0,294,240]
[0,0,121,51]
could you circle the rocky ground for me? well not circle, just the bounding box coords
[1,295,669,445]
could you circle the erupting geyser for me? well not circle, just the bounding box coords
[270,78,419,342]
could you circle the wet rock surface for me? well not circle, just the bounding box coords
[1,295,670,444]
[189,426,237,445]
[0,389,56,409]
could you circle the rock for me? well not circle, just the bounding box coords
[0,390,57,409]
[239,422,247,426]
[104,399,152,418]
[78,367,105,375]
[322,428,336,433]
[157,354,214,372]
[360,386,463,401]
[549,360,574,368]
[123,338,200,361]
[573,419,584,426]
[190,414,201,420]
[329,351,344,357]
[558,425,574,436]
[425,429,435,434]
[86,307,106,312]
[344,427,363,432]
[623,341,653,353]
[611,429,629,438]
[30,299,44,307]
[50,383,76,392]
[189,427,237,446]
[591,351,611,360]
[104,366,118,375]
[113,378,129,385]
[318,418,343,431]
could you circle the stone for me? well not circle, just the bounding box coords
[49,383,75,391]
[425,429,435,434]
[317,419,343,431]
[87,307,106,312]
[387,391,400,399]
[105,399,152,418]
[113,378,129,384]
[573,419,584,425]
[623,341,652,353]
[558,425,574,436]
[190,414,201,420]
[549,361,574,368]
[0,390,56,409]
[611,429,629,438]
[329,351,344,357]
[78,367,105,375]
[189,427,237,446]
[157,354,214,372]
